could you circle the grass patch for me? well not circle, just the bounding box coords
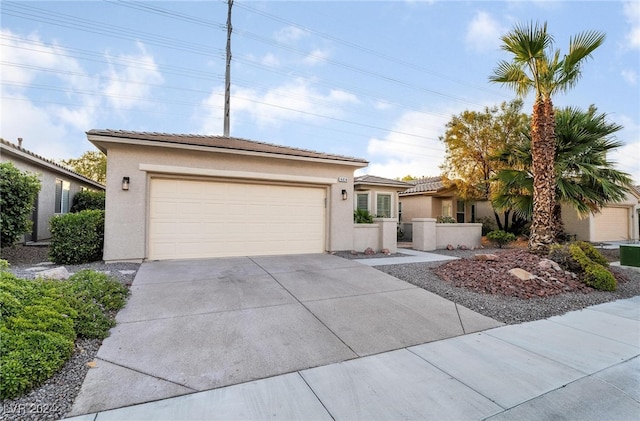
[0,261,129,399]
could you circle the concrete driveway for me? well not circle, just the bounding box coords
[70,253,501,416]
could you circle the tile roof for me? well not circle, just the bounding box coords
[399,176,448,195]
[354,174,414,188]
[0,138,105,189]
[86,129,368,165]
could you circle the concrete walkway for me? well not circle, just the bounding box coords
[66,295,640,420]
[355,248,459,266]
[67,253,500,417]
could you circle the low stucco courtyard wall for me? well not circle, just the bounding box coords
[353,218,397,253]
[412,218,482,251]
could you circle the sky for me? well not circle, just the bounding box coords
[1,0,639,183]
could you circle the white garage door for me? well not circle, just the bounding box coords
[593,207,628,242]
[148,178,326,260]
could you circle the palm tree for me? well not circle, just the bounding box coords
[489,22,605,253]
[492,105,633,238]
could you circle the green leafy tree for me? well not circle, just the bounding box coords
[493,105,632,238]
[440,99,529,232]
[490,21,605,253]
[0,162,41,248]
[61,150,106,185]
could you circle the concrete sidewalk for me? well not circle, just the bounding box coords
[67,253,500,417]
[66,296,640,420]
[355,248,459,266]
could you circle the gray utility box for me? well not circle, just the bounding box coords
[620,244,640,267]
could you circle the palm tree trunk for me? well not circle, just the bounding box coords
[528,97,557,253]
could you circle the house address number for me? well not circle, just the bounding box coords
[338,177,348,182]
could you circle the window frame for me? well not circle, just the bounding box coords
[356,192,370,212]
[376,193,392,218]
[55,179,71,214]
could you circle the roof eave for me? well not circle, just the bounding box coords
[88,134,369,168]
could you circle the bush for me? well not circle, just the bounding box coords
[66,270,129,338]
[575,241,609,267]
[486,230,517,248]
[70,190,105,212]
[436,216,456,223]
[49,210,105,264]
[568,244,616,291]
[354,208,374,224]
[476,216,497,236]
[0,267,129,399]
[0,162,41,248]
[0,272,76,399]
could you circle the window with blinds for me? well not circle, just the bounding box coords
[376,194,391,218]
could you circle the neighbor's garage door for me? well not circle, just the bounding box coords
[593,207,629,242]
[148,178,326,260]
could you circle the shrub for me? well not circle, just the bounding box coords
[0,272,76,399]
[575,241,609,267]
[354,208,374,224]
[548,244,581,272]
[436,216,456,223]
[568,244,616,291]
[0,267,129,399]
[70,190,106,212]
[49,210,105,264]
[476,216,497,236]
[66,270,129,338]
[486,230,517,248]
[0,162,41,248]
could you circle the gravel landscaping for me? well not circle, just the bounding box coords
[1,244,638,420]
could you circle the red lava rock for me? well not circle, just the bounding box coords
[446,244,454,250]
[381,248,391,255]
[433,249,595,299]
[364,247,376,255]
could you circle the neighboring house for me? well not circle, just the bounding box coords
[562,187,640,243]
[399,176,474,224]
[86,129,368,262]
[0,138,105,242]
[354,175,413,220]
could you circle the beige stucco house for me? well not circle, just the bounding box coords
[0,138,105,242]
[354,175,413,219]
[87,130,368,262]
[399,177,474,223]
[561,187,640,243]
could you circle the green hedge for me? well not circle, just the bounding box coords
[70,190,105,212]
[49,210,105,264]
[0,162,41,248]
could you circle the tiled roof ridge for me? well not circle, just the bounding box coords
[87,129,368,163]
[0,138,105,187]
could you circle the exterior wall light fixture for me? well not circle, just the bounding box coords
[341,189,347,200]
[122,177,130,191]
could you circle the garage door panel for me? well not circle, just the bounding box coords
[593,207,628,242]
[149,179,326,260]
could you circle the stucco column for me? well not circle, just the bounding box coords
[373,218,398,253]
[412,218,436,251]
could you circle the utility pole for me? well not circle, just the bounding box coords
[223,0,233,137]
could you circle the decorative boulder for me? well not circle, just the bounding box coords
[474,254,499,261]
[446,244,454,250]
[381,248,391,255]
[35,266,71,280]
[508,268,536,281]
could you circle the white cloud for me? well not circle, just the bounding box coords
[102,42,163,111]
[303,48,330,66]
[465,11,505,53]
[261,53,280,67]
[624,1,640,49]
[621,69,638,86]
[274,26,307,43]
[361,109,452,179]
[0,29,98,158]
[610,114,640,184]
[194,79,359,135]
